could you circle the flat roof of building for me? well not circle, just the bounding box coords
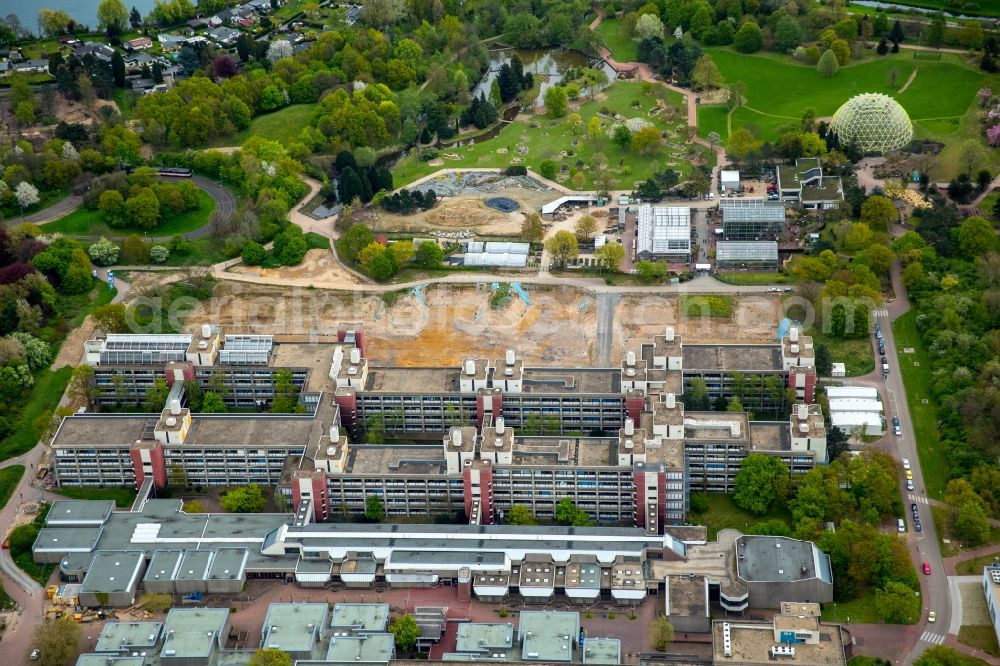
[53,413,318,449]
[518,611,580,662]
[325,634,394,663]
[582,637,621,665]
[330,603,390,632]
[35,527,103,554]
[736,536,830,583]
[520,368,620,394]
[80,550,144,594]
[76,657,144,666]
[161,608,229,659]
[208,547,248,580]
[512,438,617,467]
[346,445,447,475]
[95,621,162,652]
[713,620,846,666]
[365,367,457,393]
[176,550,213,580]
[651,529,744,601]
[683,345,782,372]
[683,412,750,441]
[750,422,792,451]
[454,623,514,652]
[46,500,115,526]
[565,561,602,590]
[666,574,709,617]
[144,550,183,582]
[985,566,1000,617]
[262,603,327,653]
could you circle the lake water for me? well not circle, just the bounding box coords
[850,0,984,20]
[472,48,617,109]
[4,0,159,35]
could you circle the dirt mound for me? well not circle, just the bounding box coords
[229,249,363,285]
[424,198,507,228]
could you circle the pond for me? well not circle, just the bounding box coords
[850,0,986,20]
[471,48,618,110]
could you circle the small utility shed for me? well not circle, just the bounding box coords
[720,170,740,191]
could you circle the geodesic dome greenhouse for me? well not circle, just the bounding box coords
[829,93,913,153]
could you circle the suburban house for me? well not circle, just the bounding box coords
[75,42,115,62]
[157,34,187,52]
[124,37,153,51]
[124,52,164,74]
[12,59,50,74]
[208,26,240,45]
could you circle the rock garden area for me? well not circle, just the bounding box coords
[392,82,711,191]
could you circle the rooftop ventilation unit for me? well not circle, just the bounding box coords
[169,399,181,415]
[350,348,361,364]
[202,323,212,339]
[496,417,504,435]
[165,417,177,427]
[626,350,636,367]
[506,349,515,365]
[465,360,476,376]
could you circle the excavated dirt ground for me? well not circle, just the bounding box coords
[370,188,556,236]
[230,249,363,286]
[185,282,598,366]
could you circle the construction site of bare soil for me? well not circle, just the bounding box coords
[174,282,783,368]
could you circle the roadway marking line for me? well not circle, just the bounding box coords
[908,495,930,505]
[873,308,889,317]
[919,632,945,645]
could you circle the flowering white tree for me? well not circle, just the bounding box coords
[266,39,293,63]
[635,14,664,41]
[15,181,40,208]
[62,141,80,161]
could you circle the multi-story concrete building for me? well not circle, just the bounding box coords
[984,565,1000,647]
[54,325,824,531]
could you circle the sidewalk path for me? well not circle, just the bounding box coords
[13,195,83,226]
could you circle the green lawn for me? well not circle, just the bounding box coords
[892,310,948,500]
[821,591,880,624]
[595,18,638,63]
[980,191,998,217]
[681,294,734,318]
[807,328,875,377]
[393,82,699,190]
[707,48,997,142]
[957,552,1000,575]
[55,487,138,508]
[697,104,730,140]
[713,271,791,285]
[959,626,1000,657]
[41,189,216,238]
[210,104,316,147]
[0,466,25,510]
[687,493,791,540]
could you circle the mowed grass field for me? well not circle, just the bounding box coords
[701,49,997,142]
[393,82,704,189]
[594,18,638,63]
[209,104,316,147]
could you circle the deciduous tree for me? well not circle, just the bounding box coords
[545,230,578,268]
[733,453,789,515]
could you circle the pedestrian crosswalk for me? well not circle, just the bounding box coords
[908,494,930,505]
[920,631,946,645]
[873,308,890,318]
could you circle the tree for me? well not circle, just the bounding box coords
[727,127,762,162]
[38,9,73,36]
[97,0,128,30]
[861,195,897,230]
[88,237,120,266]
[112,51,126,88]
[733,21,762,53]
[90,303,128,333]
[68,365,97,410]
[875,581,920,624]
[555,497,590,526]
[248,649,293,666]
[636,260,667,283]
[575,215,597,240]
[634,13,664,41]
[691,54,723,90]
[954,500,990,547]
[144,377,169,412]
[390,614,420,654]
[31,616,81,666]
[544,85,567,118]
[876,37,889,55]
[958,216,995,258]
[732,453,789,515]
[538,159,557,180]
[830,39,851,66]
[612,124,633,150]
[129,6,142,28]
[271,369,304,413]
[815,344,832,376]
[595,243,625,271]
[340,224,375,262]
[521,213,545,242]
[774,15,803,54]
[545,230,579,268]
[507,504,538,525]
[221,484,266,513]
[926,14,945,48]
[149,245,169,263]
[122,235,149,264]
[632,126,663,154]
[414,242,444,269]
[365,494,385,521]
[650,615,674,651]
[125,189,160,229]
[274,228,308,266]
[816,49,839,78]
[15,182,40,209]
[267,40,293,63]
[200,392,227,413]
